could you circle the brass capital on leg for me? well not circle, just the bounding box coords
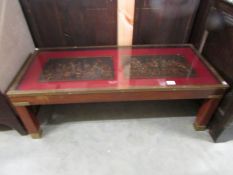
[193,122,206,131]
[30,129,42,139]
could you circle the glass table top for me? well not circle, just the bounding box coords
[16,46,221,91]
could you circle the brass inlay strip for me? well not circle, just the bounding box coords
[13,102,31,106]
[7,84,227,97]
[208,95,223,99]
[31,130,42,139]
[193,122,206,131]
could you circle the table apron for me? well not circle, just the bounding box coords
[9,89,225,106]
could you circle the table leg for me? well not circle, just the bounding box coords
[194,98,221,131]
[14,106,41,138]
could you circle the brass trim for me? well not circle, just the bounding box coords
[193,122,206,131]
[30,130,42,139]
[208,95,223,99]
[13,102,31,106]
[7,84,227,97]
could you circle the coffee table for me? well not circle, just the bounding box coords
[7,45,228,138]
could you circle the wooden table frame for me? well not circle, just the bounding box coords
[7,45,229,138]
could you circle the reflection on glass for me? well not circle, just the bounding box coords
[224,0,233,4]
[16,46,220,91]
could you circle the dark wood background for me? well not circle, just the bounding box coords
[20,0,201,47]
[133,0,200,44]
[203,2,233,85]
[190,0,214,49]
[19,0,117,47]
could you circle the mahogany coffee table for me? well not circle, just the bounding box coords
[7,45,228,138]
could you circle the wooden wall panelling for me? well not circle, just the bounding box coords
[189,0,214,49]
[202,3,233,86]
[133,0,200,44]
[19,0,117,47]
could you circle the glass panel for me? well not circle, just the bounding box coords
[17,46,219,91]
